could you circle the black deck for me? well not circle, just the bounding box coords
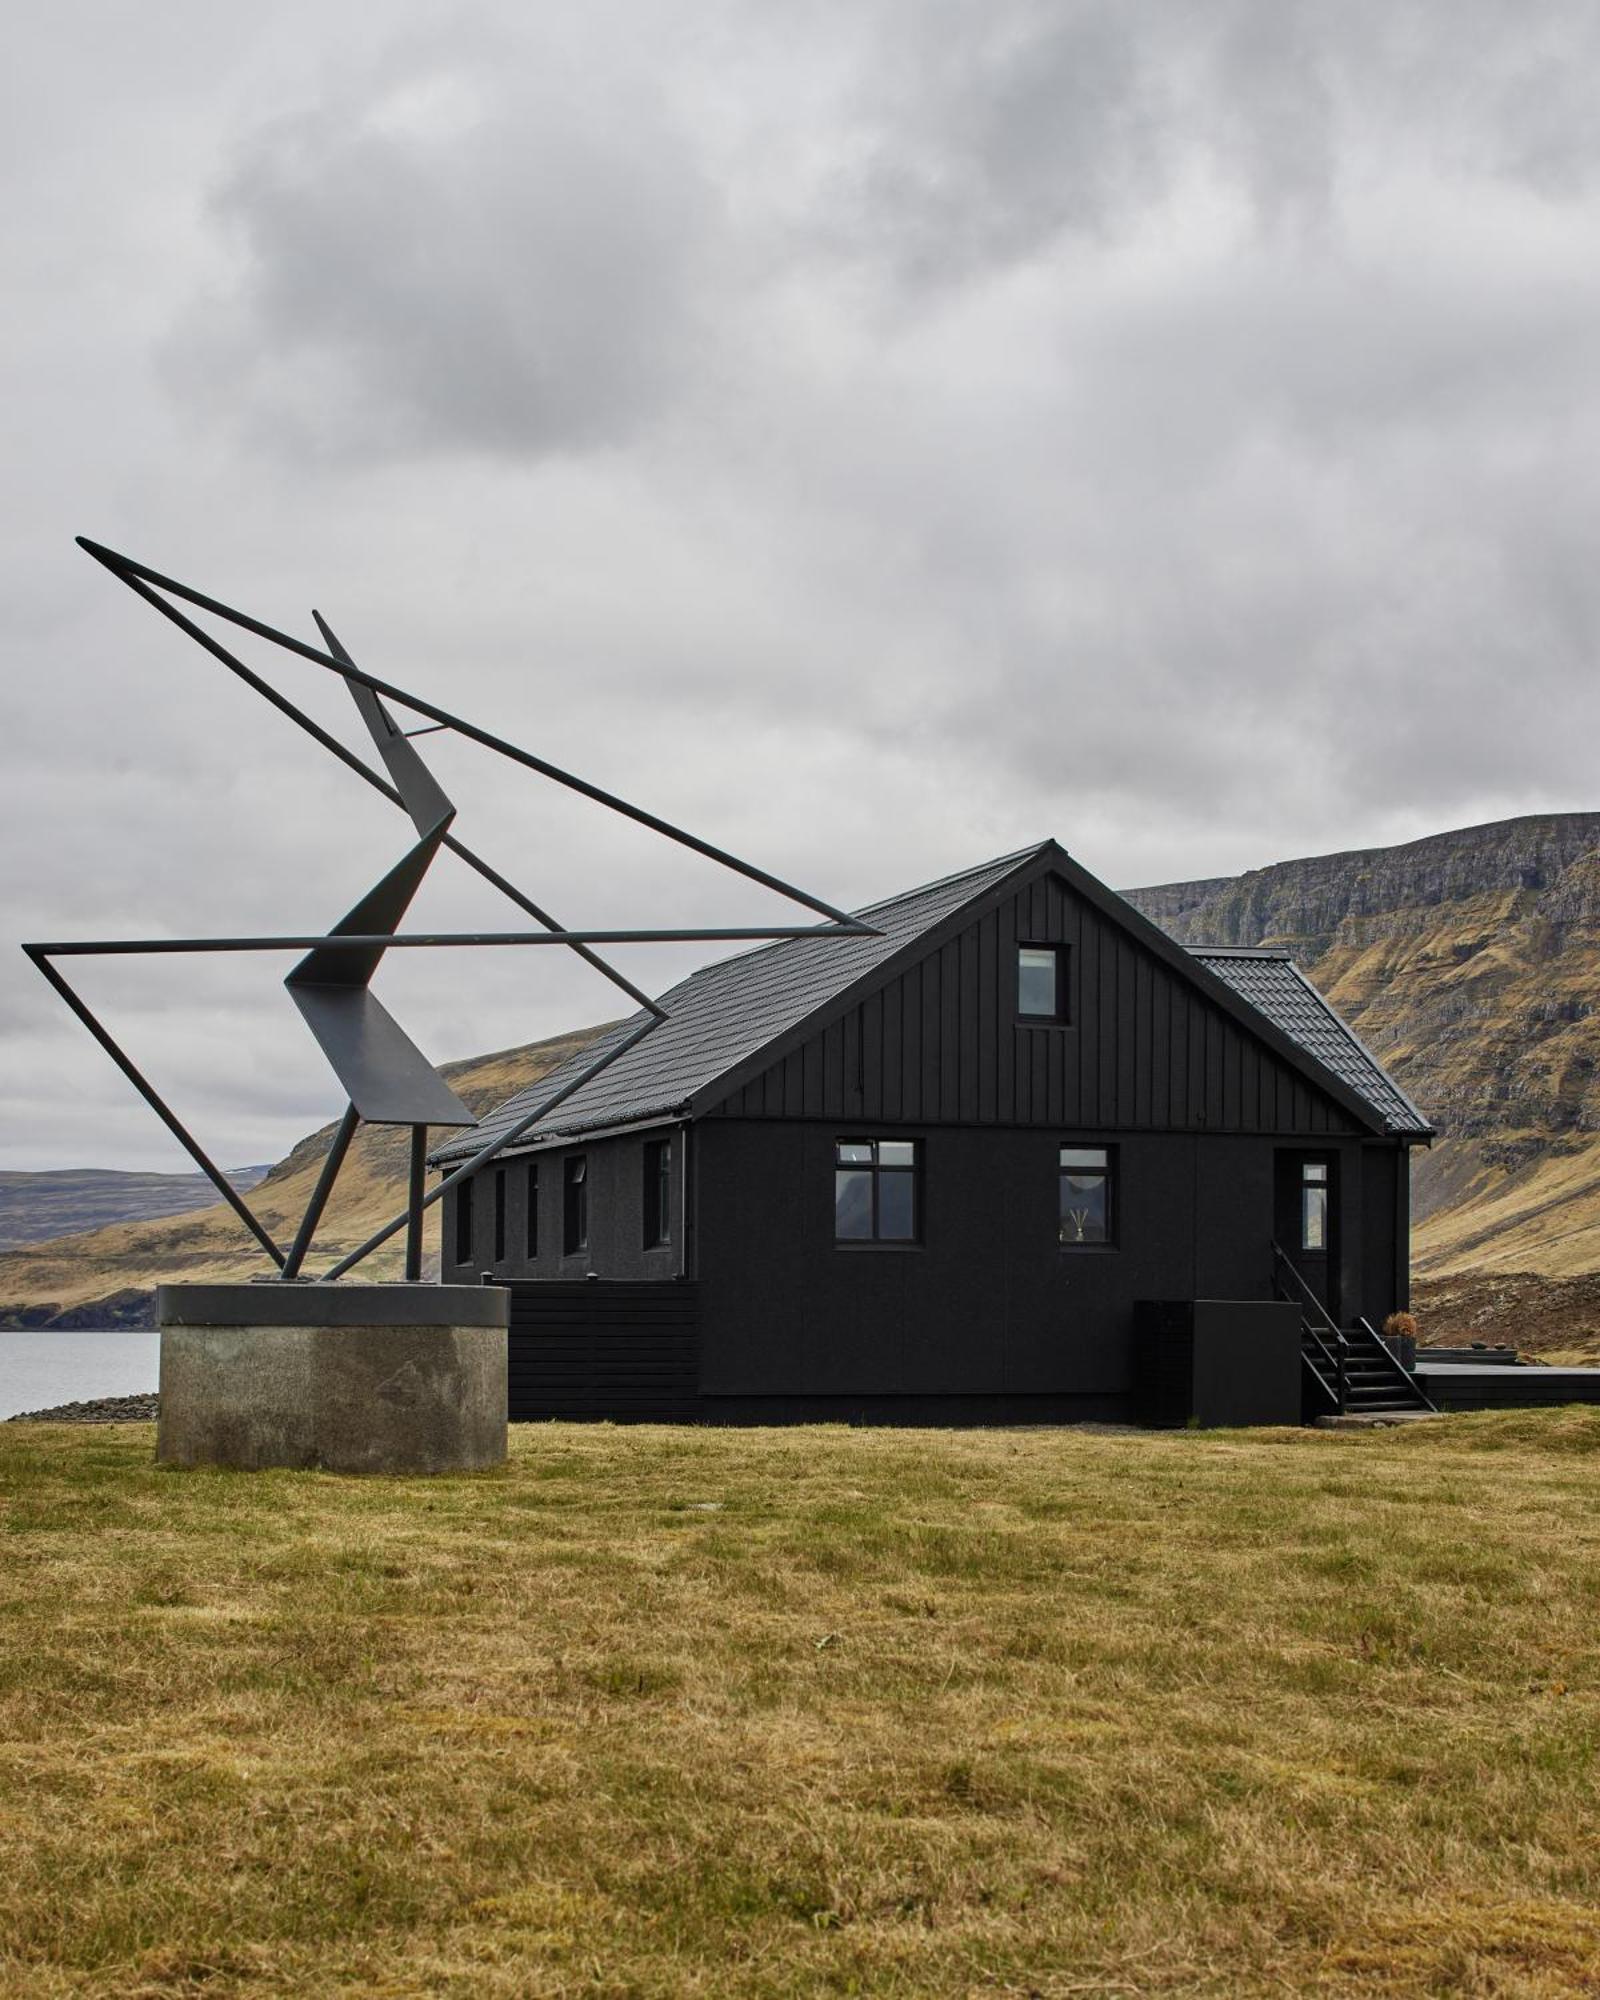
[1415,1363,1600,1410]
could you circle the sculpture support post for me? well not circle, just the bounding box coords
[281,1102,360,1282]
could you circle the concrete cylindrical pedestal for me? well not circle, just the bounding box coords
[156,1283,508,1474]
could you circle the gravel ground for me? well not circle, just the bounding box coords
[7,1393,158,1424]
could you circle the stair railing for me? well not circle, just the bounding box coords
[1354,1315,1437,1413]
[1271,1240,1349,1412]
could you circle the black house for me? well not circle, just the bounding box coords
[435,841,1433,1425]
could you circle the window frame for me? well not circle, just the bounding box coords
[563,1154,589,1256]
[1300,1160,1329,1254]
[643,1137,672,1250]
[492,1166,507,1263]
[524,1158,539,1261]
[1058,1142,1116,1250]
[833,1136,922,1248]
[1017,942,1070,1025]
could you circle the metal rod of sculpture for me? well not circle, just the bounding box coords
[25,540,875,1282]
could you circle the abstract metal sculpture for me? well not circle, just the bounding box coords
[26,540,873,1283]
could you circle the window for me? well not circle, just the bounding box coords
[643,1138,672,1248]
[1059,1146,1113,1246]
[525,1160,539,1260]
[1301,1161,1328,1252]
[493,1167,507,1263]
[454,1173,474,1267]
[1018,944,1067,1021]
[834,1138,919,1243]
[563,1156,588,1254]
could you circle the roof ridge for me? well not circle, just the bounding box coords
[1186,944,1294,960]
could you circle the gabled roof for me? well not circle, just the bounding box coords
[433,846,1042,1162]
[1187,947,1432,1138]
[435,840,1432,1162]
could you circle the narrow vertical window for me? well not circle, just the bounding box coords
[454,1173,474,1267]
[492,1167,507,1262]
[563,1156,588,1255]
[525,1159,539,1260]
[1301,1161,1328,1251]
[834,1139,919,1243]
[643,1138,671,1248]
[1018,944,1067,1022]
[1059,1146,1113,1246]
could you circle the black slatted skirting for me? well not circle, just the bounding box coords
[506,1281,700,1422]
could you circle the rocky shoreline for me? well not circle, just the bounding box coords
[7,1392,158,1424]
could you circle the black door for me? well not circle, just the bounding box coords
[1275,1152,1337,1321]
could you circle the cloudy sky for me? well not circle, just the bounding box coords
[5,0,1599,1172]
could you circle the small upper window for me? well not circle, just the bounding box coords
[1301,1161,1328,1252]
[835,1138,919,1243]
[1059,1145,1113,1246]
[492,1168,507,1263]
[563,1156,589,1255]
[643,1138,672,1249]
[525,1159,539,1260]
[1018,945,1066,1021]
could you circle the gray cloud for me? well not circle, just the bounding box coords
[170,21,721,461]
[6,0,1600,1168]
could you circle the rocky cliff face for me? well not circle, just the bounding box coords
[1126,812,1600,1275]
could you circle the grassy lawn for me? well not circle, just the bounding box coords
[2,1416,1600,1997]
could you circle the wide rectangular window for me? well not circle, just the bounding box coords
[454,1174,474,1267]
[643,1138,671,1248]
[1059,1145,1113,1246]
[493,1168,507,1263]
[525,1160,539,1260]
[835,1138,919,1243]
[1301,1161,1328,1251]
[1018,944,1067,1021]
[563,1156,588,1255]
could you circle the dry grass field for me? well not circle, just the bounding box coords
[3,1415,1600,1998]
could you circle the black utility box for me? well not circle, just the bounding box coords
[1136,1300,1302,1428]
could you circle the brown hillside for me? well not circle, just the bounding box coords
[0,1025,613,1322]
[1127,812,1600,1284]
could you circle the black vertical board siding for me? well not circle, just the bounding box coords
[978,910,999,1122]
[1116,937,1137,1121]
[842,1007,863,1117]
[1223,1025,1241,1130]
[901,962,921,1122]
[936,940,952,1128]
[996,896,1016,1120]
[1168,982,1187,1127]
[1195,998,1213,1129]
[882,981,903,1122]
[1076,913,1093,1124]
[959,927,980,1121]
[694,872,1361,1139]
[920,940,944,1120]
[1151,970,1170,1128]
[824,1018,843,1111]
[1098,915,1118,1122]
[1134,952,1152,1127]
[803,1035,823,1117]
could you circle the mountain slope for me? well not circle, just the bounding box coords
[0,1166,269,1250]
[1126,811,1600,1276]
[0,1024,613,1325]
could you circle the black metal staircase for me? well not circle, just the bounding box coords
[1272,1244,1435,1420]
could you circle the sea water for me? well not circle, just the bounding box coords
[0,1331,160,1420]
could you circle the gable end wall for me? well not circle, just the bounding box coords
[705,872,1358,1134]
